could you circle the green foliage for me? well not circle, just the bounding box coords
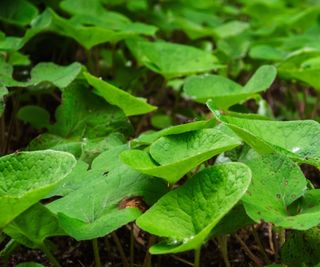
[2,0,320,266]
[121,128,240,183]
[0,150,76,228]
[136,163,251,254]
[184,65,277,108]
[126,39,221,79]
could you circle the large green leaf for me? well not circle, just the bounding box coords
[136,163,251,254]
[48,161,168,241]
[184,65,276,108]
[0,0,38,26]
[209,107,320,168]
[0,150,76,228]
[242,152,320,230]
[121,128,241,183]
[126,39,221,79]
[84,72,157,116]
[4,204,64,249]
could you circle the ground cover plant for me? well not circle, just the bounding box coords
[1,0,320,266]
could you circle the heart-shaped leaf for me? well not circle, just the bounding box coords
[121,128,241,183]
[0,150,76,228]
[242,152,320,230]
[184,65,276,109]
[48,145,168,240]
[136,162,251,254]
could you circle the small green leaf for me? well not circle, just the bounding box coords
[17,105,50,129]
[121,128,241,183]
[126,39,221,79]
[4,204,64,248]
[84,72,157,116]
[0,150,76,228]
[136,163,251,254]
[184,65,276,109]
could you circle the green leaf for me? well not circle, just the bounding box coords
[211,111,320,168]
[2,61,82,89]
[278,51,320,90]
[213,20,249,39]
[0,0,38,26]
[184,65,277,109]
[84,72,157,116]
[126,39,221,79]
[121,128,241,183]
[4,204,64,249]
[0,150,76,228]
[242,152,320,230]
[50,81,131,138]
[136,163,251,254]
[48,167,168,240]
[17,105,50,129]
[281,226,320,267]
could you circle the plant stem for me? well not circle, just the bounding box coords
[41,243,61,267]
[92,238,102,267]
[130,225,134,267]
[194,247,201,267]
[216,236,231,267]
[111,232,129,267]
